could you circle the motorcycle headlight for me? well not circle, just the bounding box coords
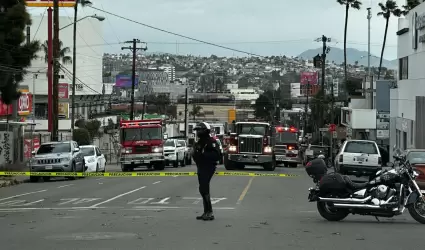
[413,170,420,177]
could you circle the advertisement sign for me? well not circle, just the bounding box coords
[115,75,139,88]
[0,89,32,116]
[376,111,390,139]
[24,138,40,159]
[26,0,76,7]
[300,72,319,85]
[59,83,69,99]
[58,103,69,119]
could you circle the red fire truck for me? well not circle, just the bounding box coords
[119,119,166,171]
[274,126,301,168]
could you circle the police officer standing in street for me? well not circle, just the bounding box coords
[192,122,220,221]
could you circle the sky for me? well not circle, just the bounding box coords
[27,0,409,60]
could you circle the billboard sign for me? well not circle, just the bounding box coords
[59,83,69,99]
[115,75,139,88]
[0,88,33,116]
[300,72,319,85]
[26,0,76,7]
[58,103,69,119]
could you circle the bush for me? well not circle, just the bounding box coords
[73,128,91,146]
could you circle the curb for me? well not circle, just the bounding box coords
[0,178,29,188]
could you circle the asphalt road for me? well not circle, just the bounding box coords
[0,164,424,249]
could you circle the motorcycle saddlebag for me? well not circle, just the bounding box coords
[319,172,348,195]
[305,158,327,180]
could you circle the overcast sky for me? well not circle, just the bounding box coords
[28,0,408,59]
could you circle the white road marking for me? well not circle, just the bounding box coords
[0,190,47,202]
[89,186,146,208]
[129,206,235,210]
[150,197,170,205]
[17,199,44,206]
[152,181,161,184]
[58,198,101,205]
[182,197,227,204]
[57,184,73,189]
[0,200,26,206]
[95,178,104,181]
[172,176,178,178]
[0,207,108,211]
[128,198,155,205]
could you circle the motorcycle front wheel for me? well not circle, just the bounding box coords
[408,198,425,224]
[317,202,349,222]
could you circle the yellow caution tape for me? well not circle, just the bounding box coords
[0,171,298,177]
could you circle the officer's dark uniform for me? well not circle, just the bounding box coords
[192,122,220,221]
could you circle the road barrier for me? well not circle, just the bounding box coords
[0,171,298,177]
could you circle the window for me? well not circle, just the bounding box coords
[164,140,175,147]
[122,127,162,141]
[344,141,378,154]
[275,132,298,143]
[396,129,400,148]
[237,124,267,135]
[399,56,408,80]
[407,151,425,164]
[411,122,414,146]
[37,143,71,154]
[95,147,102,156]
[80,147,95,157]
[403,131,407,149]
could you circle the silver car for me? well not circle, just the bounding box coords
[29,141,85,182]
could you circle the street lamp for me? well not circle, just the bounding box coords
[69,11,105,137]
[60,14,105,30]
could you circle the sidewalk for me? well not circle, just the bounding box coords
[0,163,29,188]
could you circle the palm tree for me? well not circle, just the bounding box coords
[377,0,402,79]
[41,40,72,64]
[190,105,203,121]
[337,0,362,91]
[402,0,420,15]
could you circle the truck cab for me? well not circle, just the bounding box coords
[274,126,301,168]
[224,121,276,171]
[119,119,166,171]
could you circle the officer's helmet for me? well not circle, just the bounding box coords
[194,122,211,137]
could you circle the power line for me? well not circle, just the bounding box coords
[89,6,265,57]
[32,7,47,41]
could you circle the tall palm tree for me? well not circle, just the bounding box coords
[41,40,72,64]
[337,0,362,92]
[402,0,420,15]
[377,0,402,79]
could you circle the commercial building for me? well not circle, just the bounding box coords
[393,3,425,150]
[159,64,176,82]
[21,15,111,131]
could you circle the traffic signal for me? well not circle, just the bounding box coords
[313,54,322,68]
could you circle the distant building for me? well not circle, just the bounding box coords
[159,64,175,81]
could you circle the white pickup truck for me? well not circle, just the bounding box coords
[163,139,186,168]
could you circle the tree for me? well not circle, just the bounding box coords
[0,1,40,104]
[190,104,203,121]
[72,128,91,146]
[337,0,362,93]
[41,40,72,64]
[402,0,420,15]
[253,91,274,121]
[377,1,402,79]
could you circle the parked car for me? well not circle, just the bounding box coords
[402,149,425,190]
[334,140,382,177]
[178,139,192,165]
[29,141,85,182]
[79,145,107,173]
[163,139,186,168]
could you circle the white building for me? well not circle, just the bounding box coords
[229,88,259,102]
[159,64,175,82]
[290,82,301,98]
[24,15,107,131]
[393,3,425,150]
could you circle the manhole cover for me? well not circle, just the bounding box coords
[45,232,138,241]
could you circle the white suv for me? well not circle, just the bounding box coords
[334,140,382,177]
[163,139,185,168]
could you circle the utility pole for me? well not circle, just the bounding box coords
[315,35,331,128]
[304,81,310,133]
[51,0,60,141]
[367,7,373,109]
[121,39,147,120]
[184,87,188,138]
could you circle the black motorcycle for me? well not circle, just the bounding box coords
[306,150,425,223]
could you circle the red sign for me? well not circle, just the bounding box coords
[0,100,13,116]
[300,72,319,85]
[329,124,336,132]
[59,83,69,99]
[24,138,40,159]
[18,92,33,115]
